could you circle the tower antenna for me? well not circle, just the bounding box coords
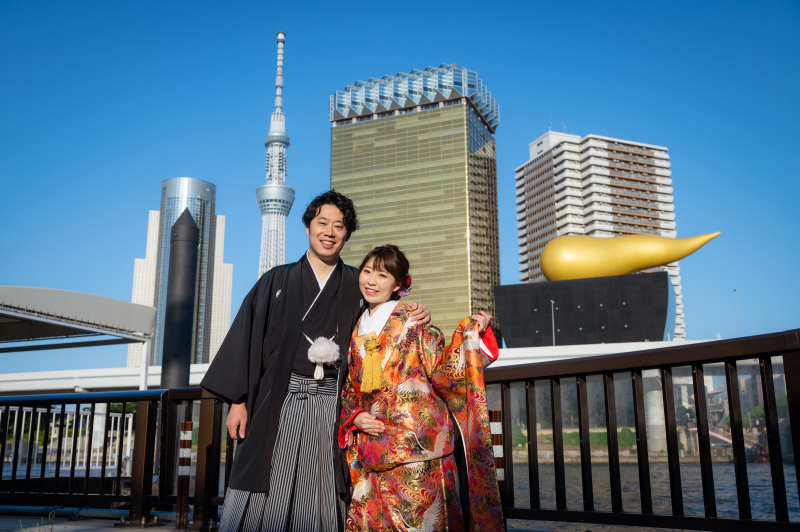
[256,32,295,277]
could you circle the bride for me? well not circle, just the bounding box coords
[339,244,504,532]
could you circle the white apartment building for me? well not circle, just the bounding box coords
[515,131,684,338]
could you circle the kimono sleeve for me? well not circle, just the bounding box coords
[200,275,266,405]
[431,317,505,531]
[415,324,446,380]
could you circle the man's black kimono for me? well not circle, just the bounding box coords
[201,254,362,495]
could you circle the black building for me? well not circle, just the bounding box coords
[494,272,676,348]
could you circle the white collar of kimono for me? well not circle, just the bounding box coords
[306,251,336,289]
[358,300,399,336]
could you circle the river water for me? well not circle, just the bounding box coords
[505,460,800,531]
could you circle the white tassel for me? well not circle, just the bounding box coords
[307,336,340,380]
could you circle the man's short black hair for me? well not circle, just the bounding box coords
[302,190,359,235]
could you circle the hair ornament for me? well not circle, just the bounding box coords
[397,275,412,297]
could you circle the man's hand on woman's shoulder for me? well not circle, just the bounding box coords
[409,301,431,325]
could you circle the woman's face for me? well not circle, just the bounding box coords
[359,259,402,310]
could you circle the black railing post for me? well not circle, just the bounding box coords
[500,383,515,509]
[604,372,622,513]
[24,405,38,493]
[193,391,223,531]
[780,337,800,509]
[631,370,652,514]
[39,405,52,494]
[99,402,111,496]
[760,356,789,522]
[660,367,684,516]
[0,406,8,483]
[55,404,66,494]
[692,363,717,518]
[550,378,566,510]
[68,404,80,494]
[525,380,540,509]
[83,402,96,495]
[724,359,752,520]
[576,375,594,511]
[115,402,126,497]
[163,392,181,499]
[129,399,159,523]
[11,406,23,492]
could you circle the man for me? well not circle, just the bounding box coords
[201,191,429,532]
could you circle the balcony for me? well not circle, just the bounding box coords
[609,151,655,165]
[610,204,660,217]
[556,205,584,217]
[554,188,583,202]
[608,169,657,184]
[605,141,655,156]
[584,204,613,216]
[609,178,658,192]
[612,215,661,228]
[608,161,656,175]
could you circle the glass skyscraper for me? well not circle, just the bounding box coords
[128,177,232,367]
[330,64,501,335]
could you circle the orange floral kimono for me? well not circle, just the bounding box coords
[339,302,503,532]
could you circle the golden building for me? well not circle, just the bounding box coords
[330,65,501,335]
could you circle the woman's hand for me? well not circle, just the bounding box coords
[227,402,247,440]
[354,412,385,436]
[472,311,492,333]
[409,302,431,325]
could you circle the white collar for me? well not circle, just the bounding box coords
[306,251,336,290]
[358,300,399,336]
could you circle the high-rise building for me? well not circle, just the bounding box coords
[514,131,683,338]
[330,64,501,335]
[127,177,233,367]
[256,32,294,277]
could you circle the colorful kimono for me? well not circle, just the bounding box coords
[339,302,503,532]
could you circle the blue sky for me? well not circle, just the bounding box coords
[1,1,798,373]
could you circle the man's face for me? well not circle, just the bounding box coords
[306,203,349,264]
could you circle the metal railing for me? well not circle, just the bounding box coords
[3,329,799,530]
[0,390,162,519]
[2,406,134,474]
[485,328,800,530]
[0,388,230,530]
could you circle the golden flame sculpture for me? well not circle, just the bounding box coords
[540,232,721,281]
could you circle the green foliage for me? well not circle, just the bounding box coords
[511,424,527,447]
[744,395,788,424]
[109,403,137,414]
[541,426,638,450]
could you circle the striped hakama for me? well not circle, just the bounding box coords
[219,373,342,532]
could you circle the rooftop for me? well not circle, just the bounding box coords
[330,63,499,132]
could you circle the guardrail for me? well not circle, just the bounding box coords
[3,329,799,530]
[0,388,231,530]
[485,328,800,530]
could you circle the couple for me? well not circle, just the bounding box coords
[202,191,503,532]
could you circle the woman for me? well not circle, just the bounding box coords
[339,245,504,532]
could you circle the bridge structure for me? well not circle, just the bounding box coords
[1,328,799,530]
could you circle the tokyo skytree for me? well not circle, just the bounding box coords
[256,32,295,277]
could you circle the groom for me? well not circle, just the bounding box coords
[201,190,430,532]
